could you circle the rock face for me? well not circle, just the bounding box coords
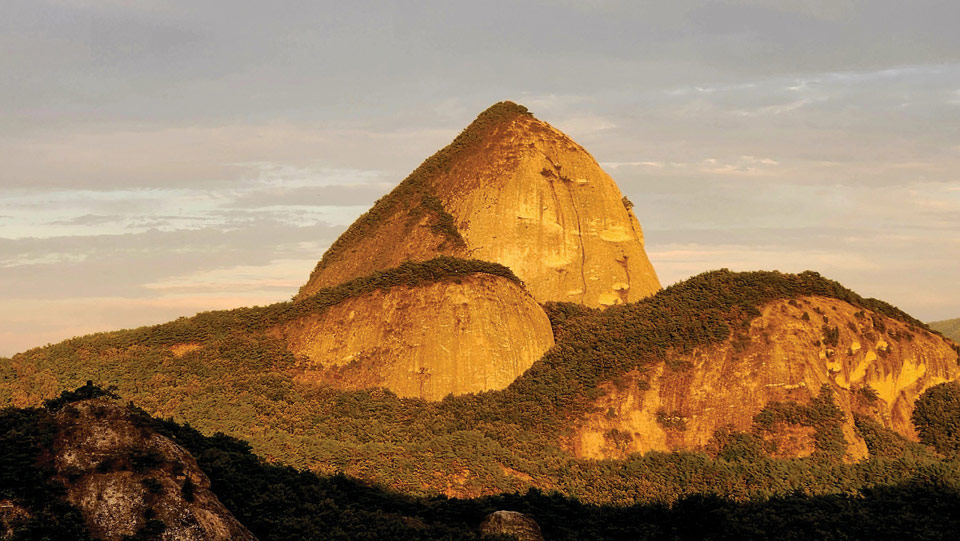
[279,272,554,400]
[572,297,960,460]
[297,102,661,307]
[479,510,544,541]
[51,399,255,541]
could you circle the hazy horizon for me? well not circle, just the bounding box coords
[2,0,959,356]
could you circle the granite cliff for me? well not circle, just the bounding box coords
[572,296,960,460]
[278,267,554,400]
[297,102,661,307]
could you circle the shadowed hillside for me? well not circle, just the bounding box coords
[3,384,960,540]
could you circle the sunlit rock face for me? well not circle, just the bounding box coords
[297,101,661,307]
[280,272,554,400]
[571,297,960,460]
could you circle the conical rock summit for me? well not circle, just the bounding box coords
[297,101,661,307]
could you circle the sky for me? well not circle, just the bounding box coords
[2,0,959,356]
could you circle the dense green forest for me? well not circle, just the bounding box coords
[3,385,960,540]
[2,267,955,503]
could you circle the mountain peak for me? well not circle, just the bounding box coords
[297,102,661,306]
[472,100,533,123]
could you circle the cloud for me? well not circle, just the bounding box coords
[602,161,666,169]
[142,258,315,294]
[49,214,123,226]
[603,156,781,177]
[2,0,959,354]
[0,293,288,357]
[224,184,390,209]
[0,123,454,190]
[0,221,343,299]
[731,98,812,117]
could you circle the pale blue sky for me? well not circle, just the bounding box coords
[2,1,959,355]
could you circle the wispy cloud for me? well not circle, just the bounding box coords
[731,98,812,117]
[142,258,314,294]
[603,156,780,176]
[2,0,960,356]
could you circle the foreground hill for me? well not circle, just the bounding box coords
[297,101,661,307]
[930,318,960,342]
[3,269,957,501]
[3,384,960,540]
[0,384,252,540]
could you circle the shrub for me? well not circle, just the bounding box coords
[912,381,960,456]
[43,381,118,411]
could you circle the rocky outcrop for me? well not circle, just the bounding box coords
[297,102,661,307]
[51,399,255,541]
[279,272,554,400]
[479,510,544,541]
[572,296,960,460]
[0,501,29,539]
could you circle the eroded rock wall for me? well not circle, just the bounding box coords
[280,273,554,400]
[439,114,660,307]
[572,297,960,460]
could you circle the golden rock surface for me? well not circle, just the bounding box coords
[297,103,661,307]
[571,296,960,460]
[280,273,554,400]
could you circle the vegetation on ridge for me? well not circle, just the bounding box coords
[4,384,960,540]
[12,256,518,351]
[299,101,532,295]
[912,381,960,456]
[438,269,930,436]
[2,268,951,503]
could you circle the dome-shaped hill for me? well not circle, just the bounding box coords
[277,261,554,400]
[1,258,553,404]
[297,101,661,307]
